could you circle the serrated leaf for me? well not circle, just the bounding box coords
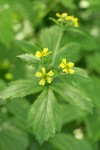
[17,53,40,64]
[59,67,92,87]
[50,134,93,150]
[51,83,93,113]
[0,80,42,100]
[74,67,92,81]
[28,87,61,144]
[16,40,41,54]
[0,123,29,150]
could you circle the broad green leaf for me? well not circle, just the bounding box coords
[0,8,14,47]
[0,79,42,100]
[84,109,100,141]
[86,53,100,74]
[60,0,76,9]
[0,123,29,150]
[28,88,61,144]
[56,43,81,63]
[16,40,41,54]
[7,98,30,128]
[61,104,85,125]
[58,67,92,88]
[39,25,62,51]
[17,53,40,64]
[73,67,92,81]
[51,83,93,113]
[50,134,93,150]
[80,76,100,108]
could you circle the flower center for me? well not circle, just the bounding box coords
[42,73,48,79]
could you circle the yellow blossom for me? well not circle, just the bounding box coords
[56,12,79,27]
[35,67,54,86]
[56,12,68,22]
[59,58,75,74]
[65,15,79,27]
[35,48,52,58]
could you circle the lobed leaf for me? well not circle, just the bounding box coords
[16,40,41,54]
[17,53,40,64]
[51,83,93,113]
[0,79,42,100]
[28,87,62,144]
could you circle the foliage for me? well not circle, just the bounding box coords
[0,0,100,150]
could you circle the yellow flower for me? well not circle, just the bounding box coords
[56,12,68,22]
[56,12,79,27]
[65,15,79,27]
[35,67,54,86]
[35,48,52,58]
[59,58,75,74]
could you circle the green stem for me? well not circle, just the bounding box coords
[51,31,63,66]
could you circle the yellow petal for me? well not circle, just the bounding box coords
[35,51,42,58]
[47,77,52,83]
[74,18,78,22]
[67,62,74,67]
[47,70,54,76]
[43,48,48,53]
[74,22,78,27]
[63,69,68,74]
[56,13,61,18]
[62,13,68,17]
[35,72,42,77]
[62,58,67,64]
[59,63,65,68]
[69,69,75,74]
[39,79,45,86]
[41,67,46,73]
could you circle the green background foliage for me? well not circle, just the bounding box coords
[0,0,100,150]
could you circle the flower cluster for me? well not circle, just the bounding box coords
[56,12,79,27]
[35,48,75,86]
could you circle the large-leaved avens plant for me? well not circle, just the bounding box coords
[0,12,93,144]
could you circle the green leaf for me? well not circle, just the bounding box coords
[0,8,14,47]
[50,134,93,150]
[16,40,41,54]
[0,79,42,100]
[51,83,93,113]
[86,53,100,74]
[61,104,85,125]
[28,87,62,144]
[56,43,81,63]
[0,123,29,150]
[60,0,76,9]
[39,25,62,51]
[7,98,30,128]
[17,53,40,64]
[0,79,6,91]
[73,67,92,81]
